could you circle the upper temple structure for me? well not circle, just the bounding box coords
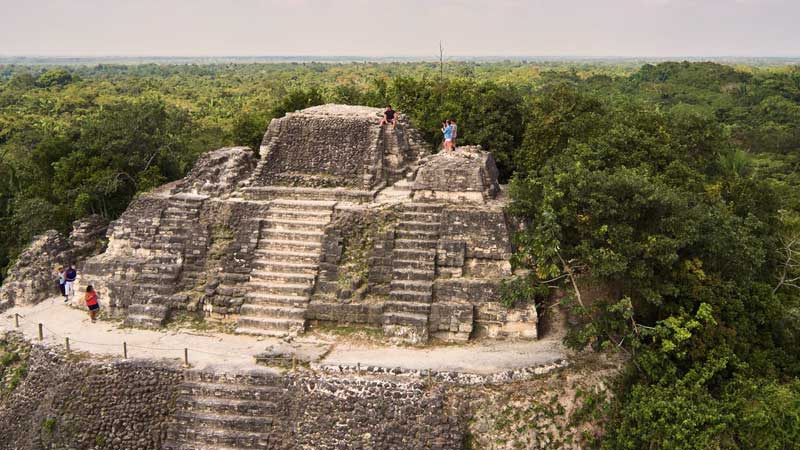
[74,105,537,343]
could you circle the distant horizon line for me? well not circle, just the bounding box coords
[2,54,800,61]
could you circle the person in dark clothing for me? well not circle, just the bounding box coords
[64,265,77,301]
[379,105,397,128]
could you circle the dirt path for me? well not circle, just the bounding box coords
[1,298,567,374]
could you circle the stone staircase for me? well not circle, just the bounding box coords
[165,370,284,450]
[236,199,335,337]
[124,194,207,328]
[384,203,443,343]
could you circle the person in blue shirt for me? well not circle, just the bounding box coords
[442,120,454,151]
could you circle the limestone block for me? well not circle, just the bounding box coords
[412,146,500,202]
[439,207,513,260]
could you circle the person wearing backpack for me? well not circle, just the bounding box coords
[84,285,100,323]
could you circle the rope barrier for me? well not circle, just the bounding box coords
[6,307,268,363]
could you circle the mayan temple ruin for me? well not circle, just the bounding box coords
[64,104,536,343]
[0,105,577,450]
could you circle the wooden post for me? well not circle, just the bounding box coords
[38,323,43,341]
[14,314,19,328]
[184,348,189,366]
[123,342,128,359]
[65,337,70,354]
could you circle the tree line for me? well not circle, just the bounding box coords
[1,60,799,448]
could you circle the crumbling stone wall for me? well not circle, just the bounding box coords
[0,334,182,450]
[0,334,468,450]
[172,146,257,197]
[286,374,464,450]
[0,216,108,312]
[309,206,399,326]
[414,146,500,202]
[249,105,425,190]
[202,199,271,318]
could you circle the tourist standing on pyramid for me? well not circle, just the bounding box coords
[442,120,454,151]
[64,264,77,301]
[450,119,458,148]
[56,266,67,302]
[379,105,397,128]
[83,285,100,323]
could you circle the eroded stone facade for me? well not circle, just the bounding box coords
[51,104,536,342]
[0,216,107,312]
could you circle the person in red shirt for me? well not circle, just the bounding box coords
[84,285,100,323]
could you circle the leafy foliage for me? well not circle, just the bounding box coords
[1,60,799,448]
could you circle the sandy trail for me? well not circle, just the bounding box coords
[1,298,567,374]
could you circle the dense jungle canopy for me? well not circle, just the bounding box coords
[0,60,798,448]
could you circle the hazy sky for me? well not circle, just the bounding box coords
[1,0,798,57]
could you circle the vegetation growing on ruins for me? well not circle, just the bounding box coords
[0,335,28,394]
[1,60,799,448]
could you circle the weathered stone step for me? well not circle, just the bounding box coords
[167,427,273,449]
[403,203,445,213]
[240,304,306,320]
[248,282,311,296]
[251,260,318,273]
[383,311,429,327]
[164,207,199,217]
[184,370,282,385]
[249,270,315,284]
[384,300,431,315]
[260,217,329,230]
[253,249,320,264]
[237,316,305,332]
[123,314,166,329]
[257,239,322,250]
[397,221,441,231]
[123,303,170,328]
[391,268,434,281]
[395,229,438,240]
[390,279,433,292]
[392,259,435,270]
[173,411,273,434]
[389,238,433,251]
[180,381,283,401]
[400,211,442,223]
[244,292,309,307]
[390,290,433,303]
[260,229,324,242]
[271,198,337,210]
[244,186,371,203]
[265,208,332,219]
[177,396,278,416]
[393,249,436,261]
